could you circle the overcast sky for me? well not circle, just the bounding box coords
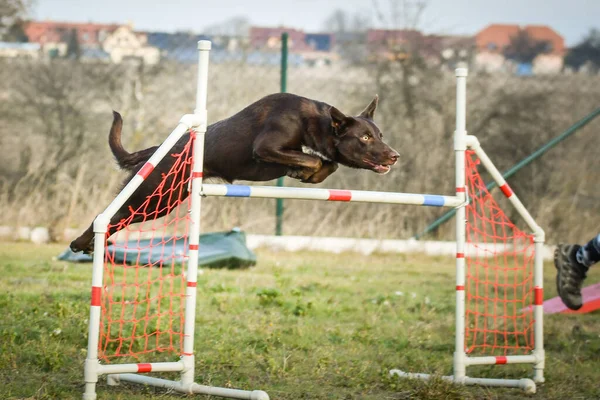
[34,0,598,46]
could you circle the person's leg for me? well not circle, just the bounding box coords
[576,233,600,267]
[554,234,599,310]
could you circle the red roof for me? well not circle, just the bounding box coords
[367,29,423,46]
[25,20,121,46]
[476,24,564,55]
[523,25,565,54]
[249,26,312,52]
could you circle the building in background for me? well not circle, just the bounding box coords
[24,20,120,57]
[102,24,160,65]
[367,28,422,61]
[365,29,476,70]
[475,24,565,74]
[249,26,337,66]
[0,42,40,59]
[14,19,567,74]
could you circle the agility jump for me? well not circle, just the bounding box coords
[82,40,544,399]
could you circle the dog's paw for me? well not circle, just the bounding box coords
[70,240,94,255]
[69,241,82,253]
[287,168,315,181]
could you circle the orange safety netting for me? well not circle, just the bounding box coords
[465,150,535,355]
[99,134,194,362]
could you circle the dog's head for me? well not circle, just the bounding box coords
[330,96,399,174]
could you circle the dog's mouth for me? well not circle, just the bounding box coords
[363,159,393,175]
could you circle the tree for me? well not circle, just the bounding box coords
[322,9,349,33]
[65,28,81,59]
[564,29,600,71]
[322,8,371,34]
[0,0,30,42]
[203,16,250,37]
[503,30,550,64]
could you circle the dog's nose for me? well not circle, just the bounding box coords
[389,151,399,163]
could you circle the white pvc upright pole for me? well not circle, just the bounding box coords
[453,68,468,382]
[180,40,211,386]
[533,237,545,383]
[83,217,109,400]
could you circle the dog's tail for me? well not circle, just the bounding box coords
[109,111,157,170]
[108,111,131,168]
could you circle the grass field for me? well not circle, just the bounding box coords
[0,241,599,400]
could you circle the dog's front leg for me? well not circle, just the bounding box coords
[253,135,323,181]
[300,161,338,183]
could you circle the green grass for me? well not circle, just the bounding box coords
[0,242,599,400]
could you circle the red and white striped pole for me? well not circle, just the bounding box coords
[180,40,211,387]
[453,68,468,383]
[83,215,109,400]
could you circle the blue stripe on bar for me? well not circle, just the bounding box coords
[423,195,445,207]
[225,185,251,197]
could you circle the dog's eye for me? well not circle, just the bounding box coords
[361,134,370,141]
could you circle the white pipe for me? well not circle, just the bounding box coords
[201,184,464,207]
[465,355,538,366]
[533,238,545,383]
[468,139,543,236]
[463,377,536,394]
[453,67,468,381]
[99,362,183,375]
[389,371,536,394]
[195,40,211,114]
[111,374,270,400]
[83,221,110,400]
[390,370,454,382]
[181,40,211,386]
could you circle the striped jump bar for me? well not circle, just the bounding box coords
[201,184,463,207]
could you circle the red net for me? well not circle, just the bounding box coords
[99,135,194,362]
[465,150,535,355]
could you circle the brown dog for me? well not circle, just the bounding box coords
[70,93,399,253]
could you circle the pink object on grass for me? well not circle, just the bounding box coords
[542,283,600,314]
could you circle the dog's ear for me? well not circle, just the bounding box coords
[329,106,349,135]
[359,95,378,119]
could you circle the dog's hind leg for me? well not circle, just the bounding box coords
[69,211,137,255]
[70,223,95,254]
[70,185,190,254]
[69,210,151,255]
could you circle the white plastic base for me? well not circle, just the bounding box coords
[389,369,536,394]
[107,373,270,400]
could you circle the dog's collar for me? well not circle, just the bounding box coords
[301,145,332,162]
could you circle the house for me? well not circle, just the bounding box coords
[146,32,210,63]
[80,47,111,63]
[364,29,475,68]
[475,24,565,73]
[305,33,334,52]
[420,34,476,68]
[24,20,120,56]
[146,32,247,64]
[249,26,337,66]
[522,25,565,55]
[366,29,423,60]
[249,26,312,52]
[332,32,368,64]
[102,25,160,65]
[299,32,337,66]
[476,24,520,55]
[0,42,40,59]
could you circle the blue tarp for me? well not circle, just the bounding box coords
[57,229,256,269]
